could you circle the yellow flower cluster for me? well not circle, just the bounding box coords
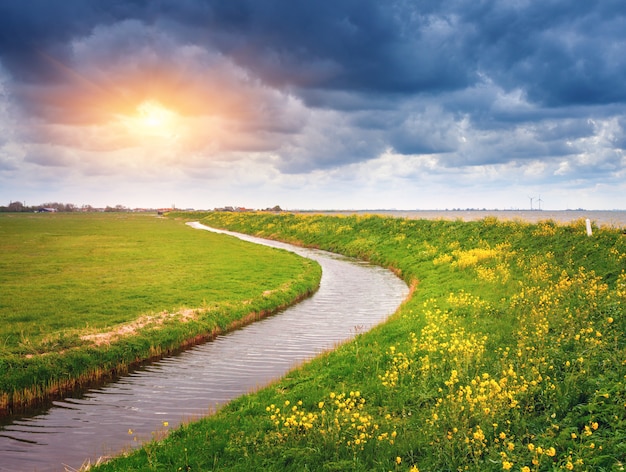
[267,399,318,433]
[323,391,387,449]
[335,224,354,235]
[616,271,626,299]
[267,391,395,452]
[289,220,322,235]
[532,221,558,237]
[432,242,512,284]
[475,263,510,283]
[447,290,492,311]
[389,241,623,470]
[417,303,487,368]
[379,346,412,388]
[456,244,507,268]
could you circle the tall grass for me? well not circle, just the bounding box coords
[0,213,321,413]
[94,212,626,471]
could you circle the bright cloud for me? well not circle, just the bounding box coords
[0,0,625,210]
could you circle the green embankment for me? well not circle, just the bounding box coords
[0,213,321,413]
[95,212,626,472]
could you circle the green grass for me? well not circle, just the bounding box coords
[93,212,626,472]
[0,212,321,413]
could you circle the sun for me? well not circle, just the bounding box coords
[119,99,181,141]
[137,99,174,129]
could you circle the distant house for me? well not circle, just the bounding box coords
[37,208,57,213]
[214,206,255,212]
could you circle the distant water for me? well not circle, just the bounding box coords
[306,210,626,228]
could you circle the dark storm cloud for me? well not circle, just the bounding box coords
[0,0,149,82]
[202,0,474,94]
[191,0,626,109]
[2,0,625,104]
[461,1,626,107]
[1,0,625,182]
[0,0,477,96]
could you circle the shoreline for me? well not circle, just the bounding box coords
[296,209,626,228]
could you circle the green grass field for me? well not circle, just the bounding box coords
[0,212,321,413]
[93,212,626,472]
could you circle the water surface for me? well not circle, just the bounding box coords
[307,210,626,228]
[0,224,409,472]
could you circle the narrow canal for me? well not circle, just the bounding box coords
[0,224,409,471]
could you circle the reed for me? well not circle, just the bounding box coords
[93,212,626,472]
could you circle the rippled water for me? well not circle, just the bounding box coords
[0,224,409,472]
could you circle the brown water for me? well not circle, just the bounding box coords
[0,224,409,472]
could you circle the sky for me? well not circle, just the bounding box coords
[1,1,625,210]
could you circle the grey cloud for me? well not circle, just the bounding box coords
[24,145,77,167]
[388,109,464,155]
[464,1,626,107]
[2,0,625,109]
[0,0,625,185]
[532,120,596,144]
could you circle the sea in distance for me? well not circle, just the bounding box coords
[302,209,626,229]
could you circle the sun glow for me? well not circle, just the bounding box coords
[137,99,174,129]
[119,99,182,141]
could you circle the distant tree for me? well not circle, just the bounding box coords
[7,201,25,212]
[105,204,128,212]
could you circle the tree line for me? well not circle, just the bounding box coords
[0,201,130,212]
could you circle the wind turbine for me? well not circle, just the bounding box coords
[536,196,543,210]
[528,195,534,210]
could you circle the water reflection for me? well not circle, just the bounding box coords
[0,224,408,472]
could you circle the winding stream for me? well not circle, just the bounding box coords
[0,224,409,472]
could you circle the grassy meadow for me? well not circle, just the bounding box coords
[92,212,626,472]
[0,212,321,413]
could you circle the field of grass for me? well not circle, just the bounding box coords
[0,212,321,413]
[93,212,626,472]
